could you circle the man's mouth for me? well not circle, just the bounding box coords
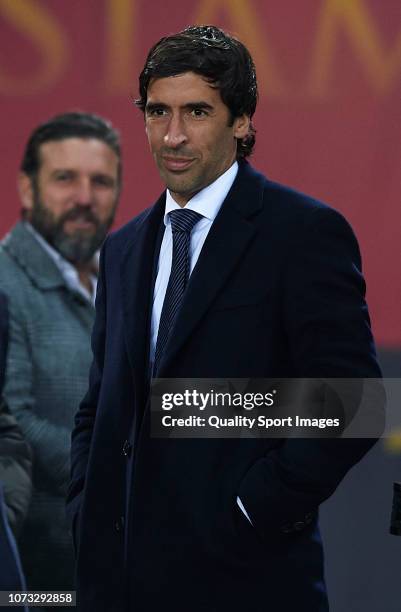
[162,156,195,171]
[64,218,96,231]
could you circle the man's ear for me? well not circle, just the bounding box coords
[18,173,34,215]
[233,114,251,140]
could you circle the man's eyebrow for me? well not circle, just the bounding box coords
[145,102,168,112]
[145,101,215,112]
[184,102,214,111]
[50,168,75,175]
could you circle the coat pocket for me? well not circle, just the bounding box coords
[210,289,270,312]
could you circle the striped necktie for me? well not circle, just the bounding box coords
[153,208,203,375]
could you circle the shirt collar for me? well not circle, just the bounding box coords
[164,161,238,225]
[24,222,97,304]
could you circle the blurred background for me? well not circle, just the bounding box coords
[1,0,400,609]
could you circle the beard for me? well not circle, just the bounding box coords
[29,191,116,265]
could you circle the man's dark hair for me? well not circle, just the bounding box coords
[20,111,122,183]
[136,25,258,159]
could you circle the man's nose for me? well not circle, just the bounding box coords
[163,114,187,148]
[75,178,93,205]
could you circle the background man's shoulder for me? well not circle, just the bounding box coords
[0,227,54,319]
[0,242,30,297]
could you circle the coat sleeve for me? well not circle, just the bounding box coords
[67,239,108,522]
[3,295,71,497]
[238,206,384,541]
[0,291,8,395]
[0,291,32,537]
[0,400,32,537]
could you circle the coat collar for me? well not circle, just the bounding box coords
[1,222,65,290]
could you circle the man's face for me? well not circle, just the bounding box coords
[19,137,119,264]
[145,72,250,206]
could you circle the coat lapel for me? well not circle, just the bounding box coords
[120,196,165,383]
[157,161,265,376]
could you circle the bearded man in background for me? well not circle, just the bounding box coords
[0,111,121,595]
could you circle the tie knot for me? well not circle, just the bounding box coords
[169,209,203,234]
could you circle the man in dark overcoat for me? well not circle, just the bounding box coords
[69,26,382,612]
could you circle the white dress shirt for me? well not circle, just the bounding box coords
[149,161,253,526]
[150,160,238,364]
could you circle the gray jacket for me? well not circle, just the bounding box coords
[0,289,32,539]
[0,222,95,590]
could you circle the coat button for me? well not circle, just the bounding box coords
[115,516,125,532]
[294,521,305,531]
[122,440,132,457]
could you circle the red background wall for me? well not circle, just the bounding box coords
[1,0,400,345]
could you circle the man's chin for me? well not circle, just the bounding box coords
[163,175,203,200]
[53,235,99,265]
